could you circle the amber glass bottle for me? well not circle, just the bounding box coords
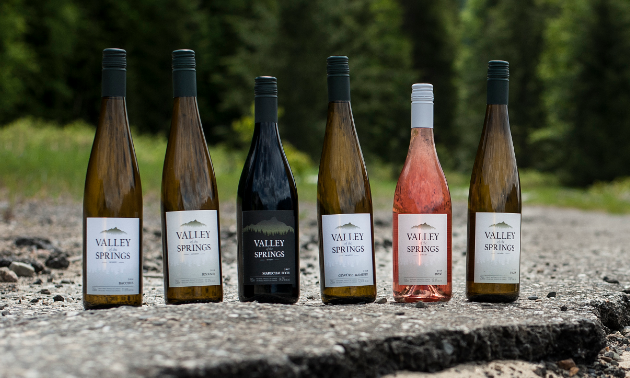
[161,50,222,304]
[393,84,452,302]
[83,48,143,309]
[466,60,522,302]
[317,56,376,304]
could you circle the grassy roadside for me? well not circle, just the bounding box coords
[2,118,630,213]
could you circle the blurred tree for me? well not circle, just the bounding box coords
[0,0,245,141]
[455,0,554,172]
[397,0,460,170]
[220,0,416,166]
[0,0,42,123]
[538,0,630,186]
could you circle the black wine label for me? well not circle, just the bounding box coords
[242,210,296,285]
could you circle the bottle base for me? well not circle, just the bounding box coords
[239,294,298,304]
[322,295,376,305]
[83,294,142,309]
[394,295,450,303]
[467,293,519,303]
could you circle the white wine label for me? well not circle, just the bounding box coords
[166,210,221,288]
[397,213,448,285]
[474,212,521,284]
[322,213,374,288]
[86,217,140,295]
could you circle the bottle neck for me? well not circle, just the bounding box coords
[411,102,433,129]
[487,79,509,105]
[173,70,197,98]
[255,97,278,124]
[327,76,351,102]
[102,70,126,97]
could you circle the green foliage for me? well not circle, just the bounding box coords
[0,118,245,202]
[220,0,415,165]
[538,0,630,186]
[231,103,314,179]
[456,0,554,171]
[397,0,461,170]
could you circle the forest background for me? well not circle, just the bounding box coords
[1,0,630,211]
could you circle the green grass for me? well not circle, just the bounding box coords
[2,118,630,213]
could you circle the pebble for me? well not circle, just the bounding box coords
[53,295,64,302]
[603,276,620,284]
[415,302,426,308]
[45,251,69,269]
[375,297,387,304]
[528,296,538,300]
[30,298,39,303]
[40,289,51,295]
[546,292,557,298]
[33,278,42,285]
[557,358,576,370]
[9,262,35,277]
[0,267,18,282]
[560,305,568,311]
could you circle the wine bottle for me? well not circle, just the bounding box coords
[393,84,452,302]
[161,50,222,304]
[237,76,299,304]
[83,48,143,309]
[317,56,376,305]
[466,60,522,302]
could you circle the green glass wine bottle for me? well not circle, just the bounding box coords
[317,56,376,304]
[466,60,522,302]
[83,48,143,309]
[161,50,222,304]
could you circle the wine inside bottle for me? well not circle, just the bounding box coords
[237,76,299,304]
[393,84,452,302]
[83,48,143,309]
[466,60,522,302]
[161,49,222,304]
[317,56,376,305]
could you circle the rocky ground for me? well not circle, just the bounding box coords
[1,199,630,377]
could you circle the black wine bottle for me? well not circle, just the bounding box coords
[317,56,376,304]
[161,50,222,304]
[237,76,299,304]
[466,60,522,302]
[83,48,143,309]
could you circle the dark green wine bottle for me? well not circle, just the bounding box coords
[466,60,522,302]
[83,48,143,309]
[161,50,222,304]
[317,56,376,304]
[237,76,300,304]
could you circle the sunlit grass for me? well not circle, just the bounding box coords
[2,118,630,214]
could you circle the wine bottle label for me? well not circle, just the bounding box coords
[242,210,296,285]
[166,210,221,288]
[86,217,140,295]
[474,212,521,284]
[397,213,447,285]
[322,213,374,288]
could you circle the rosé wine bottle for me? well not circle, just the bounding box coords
[393,84,452,302]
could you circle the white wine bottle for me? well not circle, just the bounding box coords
[317,56,376,304]
[466,60,522,302]
[161,50,222,304]
[83,48,143,309]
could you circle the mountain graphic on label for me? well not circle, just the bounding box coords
[180,219,207,228]
[336,222,360,230]
[489,221,512,229]
[101,227,126,234]
[243,217,294,235]
[411,223,435,230]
